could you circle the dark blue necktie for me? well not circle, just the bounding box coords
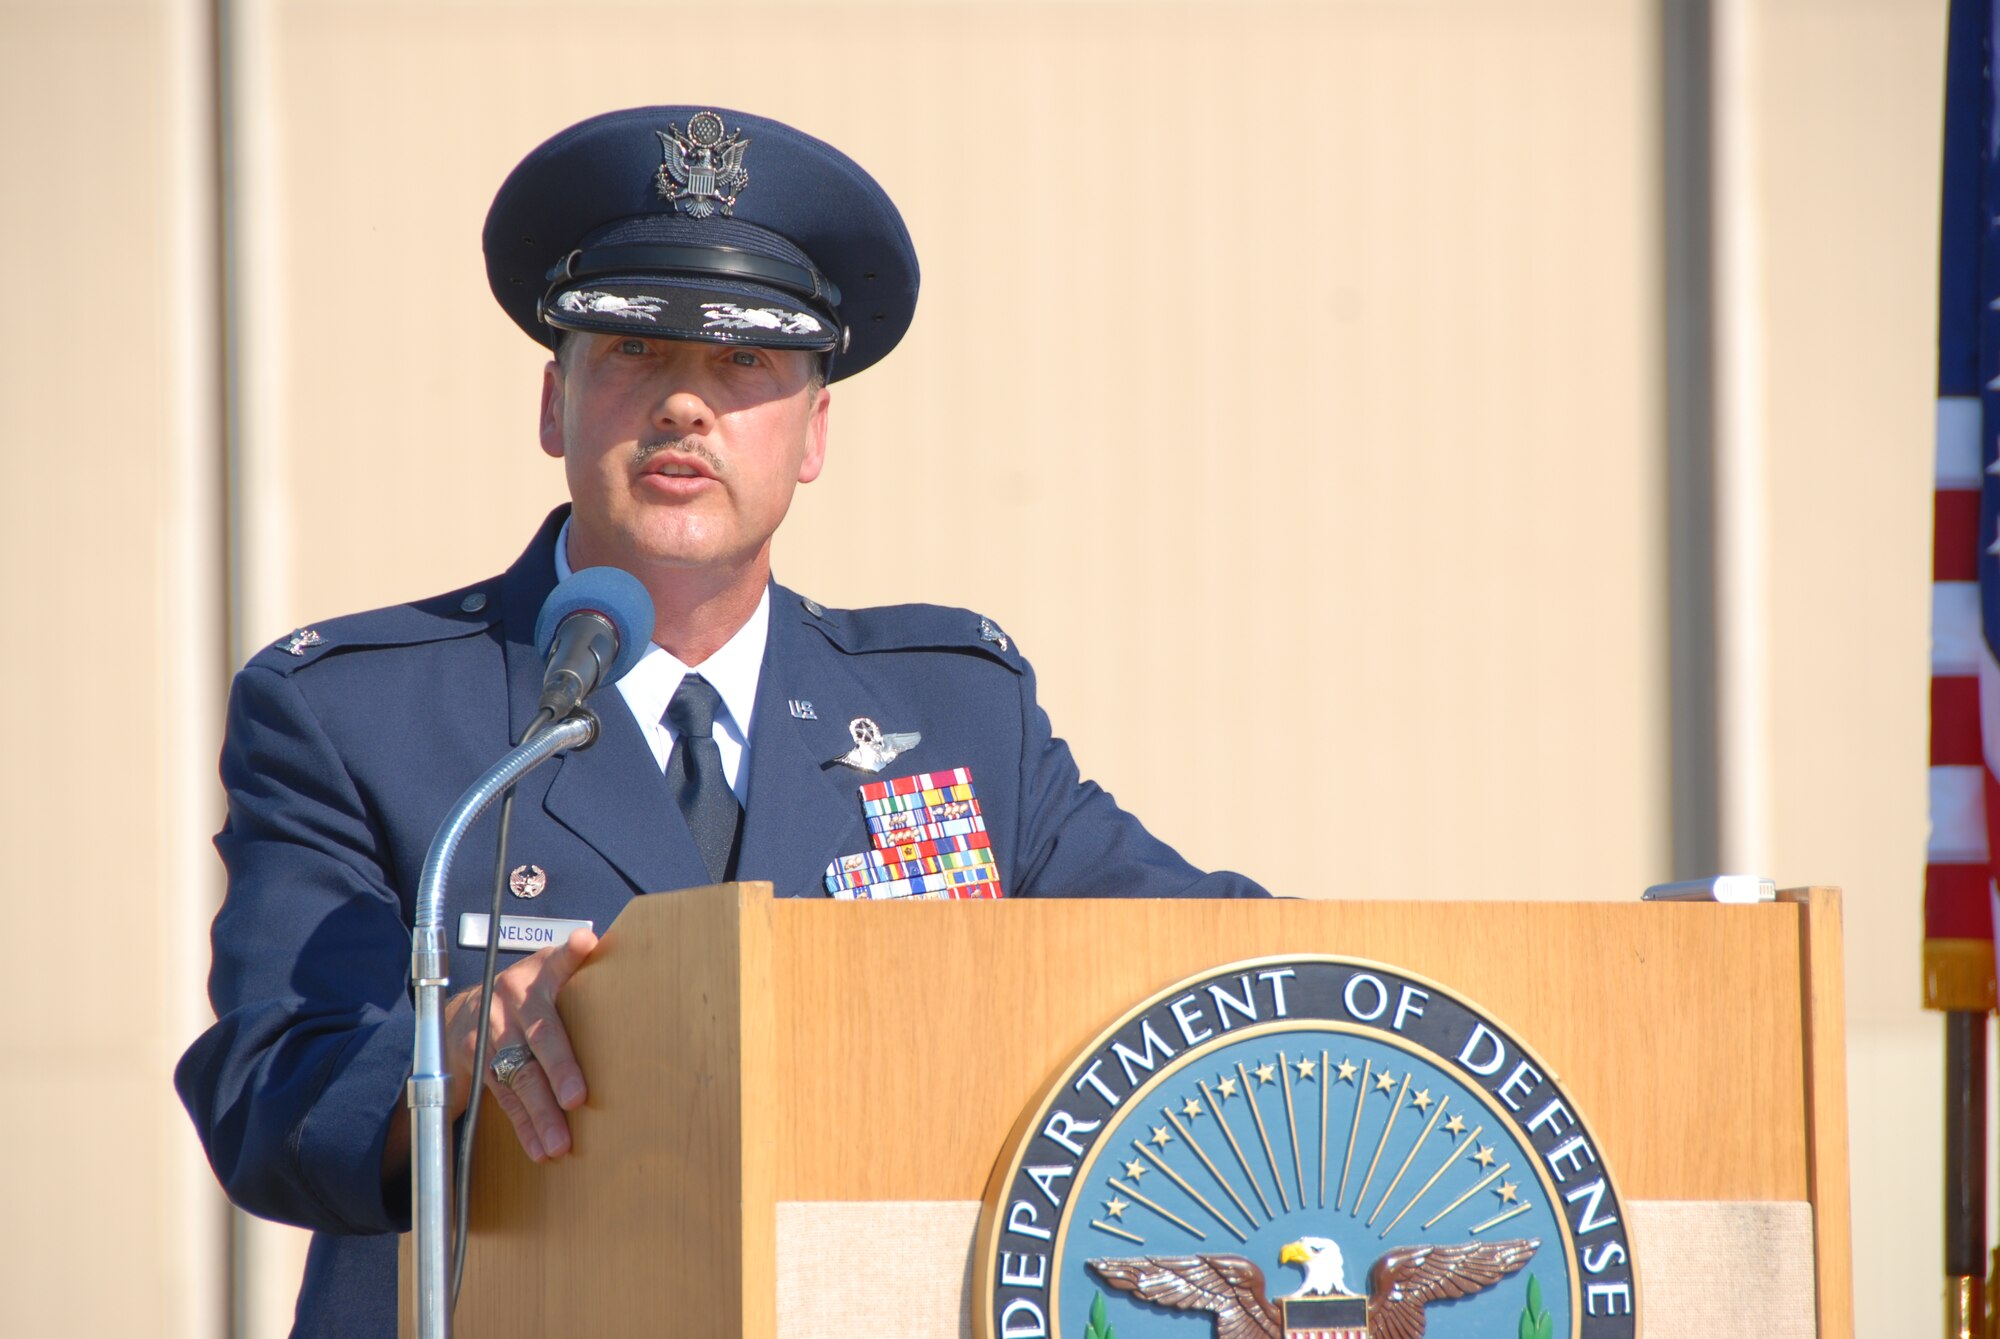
[664,674,743,883]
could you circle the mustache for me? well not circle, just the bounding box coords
[633,438,725,475]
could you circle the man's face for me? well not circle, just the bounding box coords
[540,332,829,583]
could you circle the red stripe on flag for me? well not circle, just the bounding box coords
[1927,863,1995,938]
[1983,765,2000,883]
[1936,488,1983,581]
[1933,676,1983,764]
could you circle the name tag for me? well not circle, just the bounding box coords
[457,913,594,952]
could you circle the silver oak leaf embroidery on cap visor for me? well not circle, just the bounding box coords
[700,302,822,334]
[556,290,665,321]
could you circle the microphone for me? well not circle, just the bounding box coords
[415,567,650,1330]
[531,566,655,721]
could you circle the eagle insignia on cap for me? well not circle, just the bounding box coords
[655,112,750,219]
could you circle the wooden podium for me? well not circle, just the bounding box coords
[412,886,1852,1338]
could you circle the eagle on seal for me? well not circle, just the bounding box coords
[1086,1235,1538,1339]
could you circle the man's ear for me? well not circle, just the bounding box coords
[539,360,565,459]
[797,385,830,484]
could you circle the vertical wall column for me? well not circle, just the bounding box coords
[1662,0,1722,878]
[167,0,233,1332]
[218,0,320,1330]
[1661,0,1771,880]
[1710,0,1773,876]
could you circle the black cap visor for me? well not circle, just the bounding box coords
[541,274,841,352]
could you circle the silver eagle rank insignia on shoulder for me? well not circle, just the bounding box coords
[279,628,323,657]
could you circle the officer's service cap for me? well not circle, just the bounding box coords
[484,106,918,381]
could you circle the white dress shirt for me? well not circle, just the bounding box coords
[554,517,767,803]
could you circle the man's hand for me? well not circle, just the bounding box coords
[443,927,600,1161]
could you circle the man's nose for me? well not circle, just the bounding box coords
[655,387,714,434]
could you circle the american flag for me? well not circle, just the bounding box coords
[1927,0,2000,1012]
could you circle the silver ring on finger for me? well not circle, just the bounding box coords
[490,1044,536,1089]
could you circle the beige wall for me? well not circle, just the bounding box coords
[1756,2,1953,1332]
[0,0,1947,1335]
[241,0,1669,902]
[0,0,227,1335]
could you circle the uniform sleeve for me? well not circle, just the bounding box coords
[174,665,416,1235]
[1007,654,1269,900]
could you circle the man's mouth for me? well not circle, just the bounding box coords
[635,440,723,481]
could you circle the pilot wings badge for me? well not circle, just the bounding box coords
[830,716,922,773]
[655,111,750,219]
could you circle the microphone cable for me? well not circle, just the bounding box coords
[450,701,557,1312]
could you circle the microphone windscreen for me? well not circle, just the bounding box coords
[533,566,656,683]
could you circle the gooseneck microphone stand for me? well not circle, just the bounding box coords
[409,711,598,1339]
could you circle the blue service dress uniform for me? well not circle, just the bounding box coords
[175,507,1266,1337]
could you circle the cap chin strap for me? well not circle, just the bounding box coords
[548,244,842,310]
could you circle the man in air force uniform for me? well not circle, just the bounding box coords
[176,106,1267,1337]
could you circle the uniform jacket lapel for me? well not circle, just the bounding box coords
[497,510,712,897]
[735,586,865,897]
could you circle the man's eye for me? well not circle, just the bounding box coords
[618,339,647,355]
[731,350,761,366]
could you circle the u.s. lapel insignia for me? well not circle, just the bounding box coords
[279,628,323,657]
[789,699,818,720]
[655,111,750,219]
[828,716,922,773]
[507,864,548,899]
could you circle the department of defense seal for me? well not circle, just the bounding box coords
[975,956,1637,1339]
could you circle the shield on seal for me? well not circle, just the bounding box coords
[1281,1295,1369,1339]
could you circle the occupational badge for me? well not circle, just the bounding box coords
[507,864,548,900]
[825,766,1003,899]
[655,111,750,219]
[828,716,922,773]
[976,957,1637,1339]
